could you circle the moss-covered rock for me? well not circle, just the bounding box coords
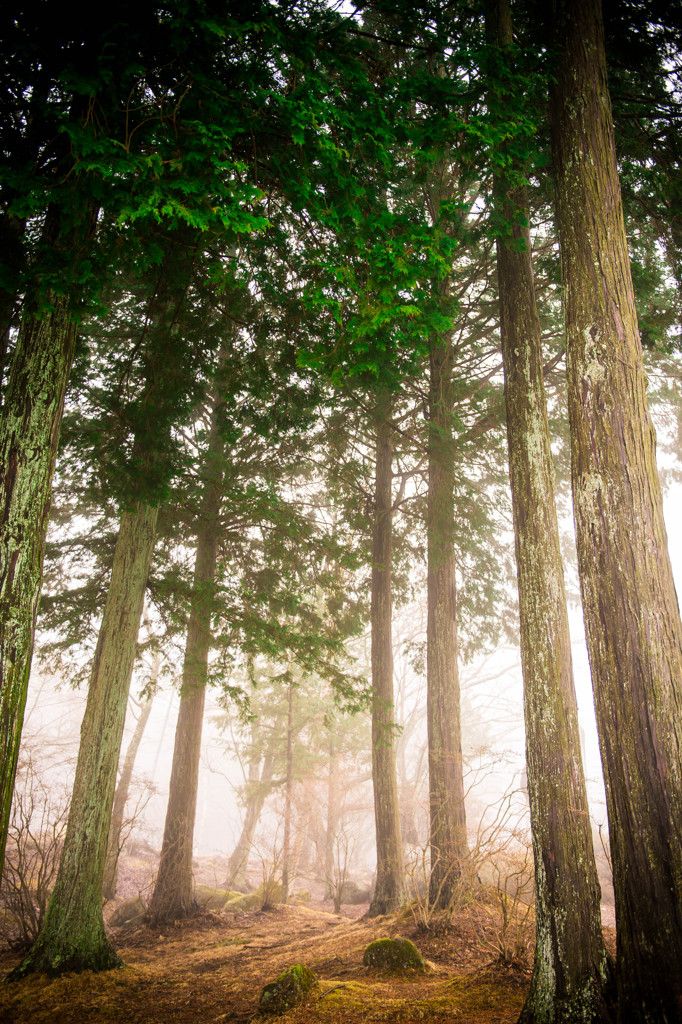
[225,891,260,912]
[362,937,425,973]
[226,882,282,913]
[194,885,240,910]
[258,964,317,1014]
[109,894,146,928]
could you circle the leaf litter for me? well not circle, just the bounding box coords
[0,894,615,1024]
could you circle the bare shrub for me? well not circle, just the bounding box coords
[252,827,283,909]
[0,752,69,949]
[404,759,534,947]
[404,838,479,932]
[473,833,535,968]
[103,776,155,903]
[324,823,356,914]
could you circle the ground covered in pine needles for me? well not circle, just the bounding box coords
[0,894,616,1024]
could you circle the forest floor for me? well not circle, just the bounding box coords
[0,859,617,1024]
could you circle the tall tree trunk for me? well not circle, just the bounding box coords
[224,751,275,892]
[280,681,294,905]
[0,210,77,877]
[11,503,158,977]
[426,329,468,908]
[147,411,222,926]
[550,1,682,1020]
[368,390,404,916]
[103,662,158,901]
[486,5,611,1020]
[324,732,339,897]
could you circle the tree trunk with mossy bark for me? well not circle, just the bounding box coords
[368,391,404,917]
[103,673,157,901]
[10,503,158,978]
[487,7,611,1020]
[0,285,76,881]
[550,1,682,1020]
[426,330,468,909]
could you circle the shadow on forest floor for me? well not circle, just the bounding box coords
[0,895,616,1024]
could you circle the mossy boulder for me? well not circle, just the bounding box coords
[362,937,425,973]
[258,964,317,1014]
[226,882,282,913]
[194,885,239,910]
[109,894,146,928]
[225,891,260,912]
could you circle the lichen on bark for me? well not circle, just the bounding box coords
[550,0,682,1020]
[0,290,76,879]
[10,503,158,979]
[486,1,611,1020]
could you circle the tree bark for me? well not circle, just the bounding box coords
[486,6,611,1020]
[324,733,339,897]
[147,410,222,925]
[280,681,295,905]
[550,1,682,1020]
[11,502,158,977]
[368,390,404,916]
[0,214,77,878]
[103,665,158,901]
[426,329,468,908]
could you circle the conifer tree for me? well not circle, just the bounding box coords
[10,234,209,976]
[486,2,610,1019]
[368,389,405,915]
[147,391,224,925]
[0,0,279,877]
[549,0,682,1019]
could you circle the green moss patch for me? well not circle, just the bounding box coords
[194,885,238,911]
[258,964,317,1015]
[362,937,425,973]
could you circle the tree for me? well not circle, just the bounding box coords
[0,8,155,873]
[485,1,611,1019]
[280,679,296,905]
[0,249,77,878]
[103,663,157,901]
[368,390,405,915]
[147,391,224,925]
[0,0,274,877]
[10,235,204,977]
[11,502,158,976]
[425,323,468,905]
[549,0,682,1019]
